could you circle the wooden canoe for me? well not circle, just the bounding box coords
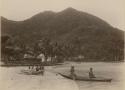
[59,73,112,82]
[21,70,43,75]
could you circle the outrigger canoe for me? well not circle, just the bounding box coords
[59,73,112,82]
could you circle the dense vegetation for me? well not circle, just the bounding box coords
[1,8,124,62]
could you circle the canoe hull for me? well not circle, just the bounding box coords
[21,70,43,75]
[59,73,112,82]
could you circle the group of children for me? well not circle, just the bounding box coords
[28,65,45,75]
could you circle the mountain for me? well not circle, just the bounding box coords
[1,7,124,61]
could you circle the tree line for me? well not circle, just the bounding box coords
[1,35,124,62]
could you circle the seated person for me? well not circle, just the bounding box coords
[41,66,45,75]
[70,66,76,80]
[89,67,96,78]
[36,65,39,71]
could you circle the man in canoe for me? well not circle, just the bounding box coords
[89,67,96,78]
[70,66,76,80]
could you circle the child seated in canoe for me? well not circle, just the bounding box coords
[89,67,96,78]
[70,66,76,80]
[40,66,44,75]
[36,65,39,71]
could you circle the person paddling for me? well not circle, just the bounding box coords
[70,66,76,80]
[89,67,96,78]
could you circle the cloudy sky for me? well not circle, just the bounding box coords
[1,0,125,30]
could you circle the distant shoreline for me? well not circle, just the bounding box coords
[0,60,124,67]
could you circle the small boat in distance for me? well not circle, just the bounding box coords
[21,69,43,75]
[59,73,112,82]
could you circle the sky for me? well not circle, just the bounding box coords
[1,0,125,30]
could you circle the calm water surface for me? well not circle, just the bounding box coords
[54,62,125,90]
[0,62,125,90]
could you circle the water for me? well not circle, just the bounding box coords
[54,62,125,90]
[76,63,125,90]
[0,62,125,90]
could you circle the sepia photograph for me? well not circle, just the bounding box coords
[0,0,125,90]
